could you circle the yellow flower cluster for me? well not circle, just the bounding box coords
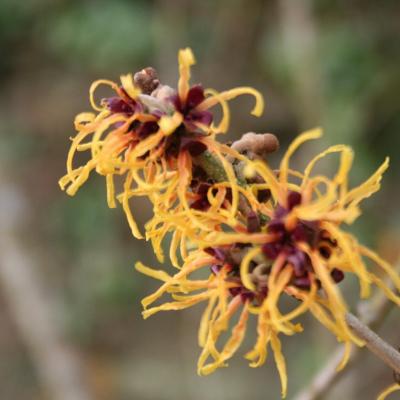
[60,48,399,398]
[59,48,263,239]
[137,128,399,397]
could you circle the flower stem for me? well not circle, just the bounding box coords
[293,281,398,400]
[194,150,228,182]
[345,312,400,374]
[194,132,279,184]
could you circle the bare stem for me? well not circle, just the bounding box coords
[195,132,279,183]
[345,312,400,374]
[292,282,398,400]
[194,150,228,182]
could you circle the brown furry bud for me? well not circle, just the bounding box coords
[231,133,279,155]
[134,67,160,94]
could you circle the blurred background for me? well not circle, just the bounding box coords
[0,0,399,399]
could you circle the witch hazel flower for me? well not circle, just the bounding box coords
[58,46,400,399]
[136,128,400,398]
[59,48,264,240]
[145,132,280,266]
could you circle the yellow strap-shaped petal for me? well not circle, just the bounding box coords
[245,312,270,367]
[89,79,119,111]
[159,111,184,136]
[281,283,317,323]
[198,295,218,347]
[265,266,295,336]
[302,144,353,186]
[178,47,196,101]
[169,230,182,268]
[250,158,283,204]
[199,302,249,375]
[378,383,400,400]
[270,331,287,399]
[204,88,230,134]
[74,112,96,130]
[240,247,262,291]
[358,245,400,290]
[135,261,171,282]
[306,247,364,346]
[203,232,273,246]
[294,176,337,221]
[345,157,389,207]
[143,292,210,319]
[197,87,264,117]
[120,73,141,100]
[322,222,371,298]
[106,174,116,208]
[121,172,143,239]
[336,340,352,372]
[280,128,322,191]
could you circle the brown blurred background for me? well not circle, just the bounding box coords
[1,1,400,399]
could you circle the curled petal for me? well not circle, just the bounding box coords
[120,73,141,100]
[197,86,264,117]
[345,157,389,207]
[279,127,322,191]
[159,112,184,136]
[89,79,119,111]
[378,383,400,400]
[178,47,196,101]
[271,331,287,399]
[302,144,354,189]
[240,246,262,291]
[204,88,230,134]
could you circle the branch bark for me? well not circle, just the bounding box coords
[345,312,400,374]
[292,278,399,400]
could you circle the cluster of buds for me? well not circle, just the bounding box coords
[60,48,400,398]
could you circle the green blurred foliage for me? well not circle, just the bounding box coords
[42,1,153,73]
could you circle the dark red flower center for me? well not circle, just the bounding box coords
[262,191,343,289]
[204,191,345,304]
[171,84,213,132]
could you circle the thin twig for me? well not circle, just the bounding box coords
[194,150,229,182]
[292,279,398,400]
[345,312,400,374]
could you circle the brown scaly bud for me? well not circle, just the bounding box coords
[231,132,279,156]
[134,67,160,94]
